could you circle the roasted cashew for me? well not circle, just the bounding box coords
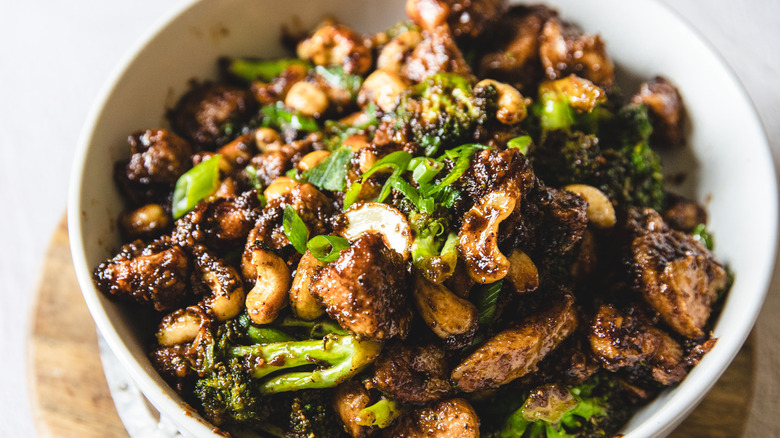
[254,127,282,154]
[376,30,423,73]
[333,381,371,438]
[289,250,326,320]
[475,79,529,125]
[412,274,478,340]
[244,247,291,325]
[285,81,329,116]
[458,190,518,284]
[297,150,331,172]
[197,251,246,321]
[564,184,616,229]
[505,249,539,294]
[358,69,408,113]
[155,305,209,347]
[342,202,412,260]
[119,203,170,240]
[263,176,299,202]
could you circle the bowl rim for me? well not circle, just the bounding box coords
[67,0,779,436]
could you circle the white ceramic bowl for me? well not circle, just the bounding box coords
[68,0,778,436]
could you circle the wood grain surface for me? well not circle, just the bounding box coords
[27,218,754,437]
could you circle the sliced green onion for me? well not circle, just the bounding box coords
[389,178,434,213]
[226,58,309,82]
[362,151,413,203]
[343,181,363,211]
[304,146,352,191]
[283,205,309,254]
[307,235,350,262]
[244,164,263,190]
[507,135,533,155]
[261,102,319,133]
[408,157,443,186]
[425,144,483,196]
[171,155,222,219]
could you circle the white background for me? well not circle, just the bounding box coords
[1,1,778,436]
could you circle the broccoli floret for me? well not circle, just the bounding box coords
[396,72,489,156]
[529,95,664,211]
[484,373,631,438]
[408,209,459,283]
[355,398,403,429]
[195,358,267,426]
[190,314,381,431]
[287,391,346,438]
[229,333,381,394]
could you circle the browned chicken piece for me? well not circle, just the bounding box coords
[371,342,454,404]
[245,182,336,250]
[333,381,372,438]
[662,194,707,233]
[589,303,689,386]
[402,26,473,83]
[124,129,193,185]
[172,189,261,250]
[93,237,190,311]
[297,22,373,75]
[458,147,535,210]
[520,333,600,388]
[309,233,412,340]
[168,81,257,149]
[631,216,729,339]
[216,133,257,170]
[445,0,507,39]
[625,206,669,237]
[477,5,556,93]
[251,63,308,105]
[451,295,578,392]
[379,398,480,438]
[538,17,615,88]
[631,76,685,148]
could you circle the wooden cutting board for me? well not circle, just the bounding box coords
[28,217,755,437]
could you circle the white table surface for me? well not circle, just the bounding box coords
[1,1,778,436]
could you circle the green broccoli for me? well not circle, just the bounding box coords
[287,391,347,438]
[195,358,267,426]
[355,398,403,429]
[528,79,664,211]
[482,373,631,438]
[396,72,489,156]
[190,314,381,430]
[407,209,459,283]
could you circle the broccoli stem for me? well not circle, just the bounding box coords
[279,316,349,337]
[230,334,382,394]
[356,398,403,428]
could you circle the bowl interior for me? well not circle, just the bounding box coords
[69,0,777,436]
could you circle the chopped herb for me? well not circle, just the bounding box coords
[476,280,504,327]
[692,223,714,250]
[343,181,363,211]
[304,146,352,191]
[172,155,222,219]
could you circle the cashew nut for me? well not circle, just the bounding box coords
[377,30,423,73]
[412,274,478,340]
[505,249,539,294]
[342,202,412,260]
[285,81,329,116]
[201,265,246,321]
[458,190,518,284]
[244,247,291,325]
[254,127,282,153]
[475,79,529,125]
[155,306,209,347]
[297,150,331,172]
[264,176,299,202]
[289,251,326,321]
[564,184,616,229]
[358,69,408,113]
[333,381,371,438]
[119,203,170,239]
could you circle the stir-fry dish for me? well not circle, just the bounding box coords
[93,1,732,436]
